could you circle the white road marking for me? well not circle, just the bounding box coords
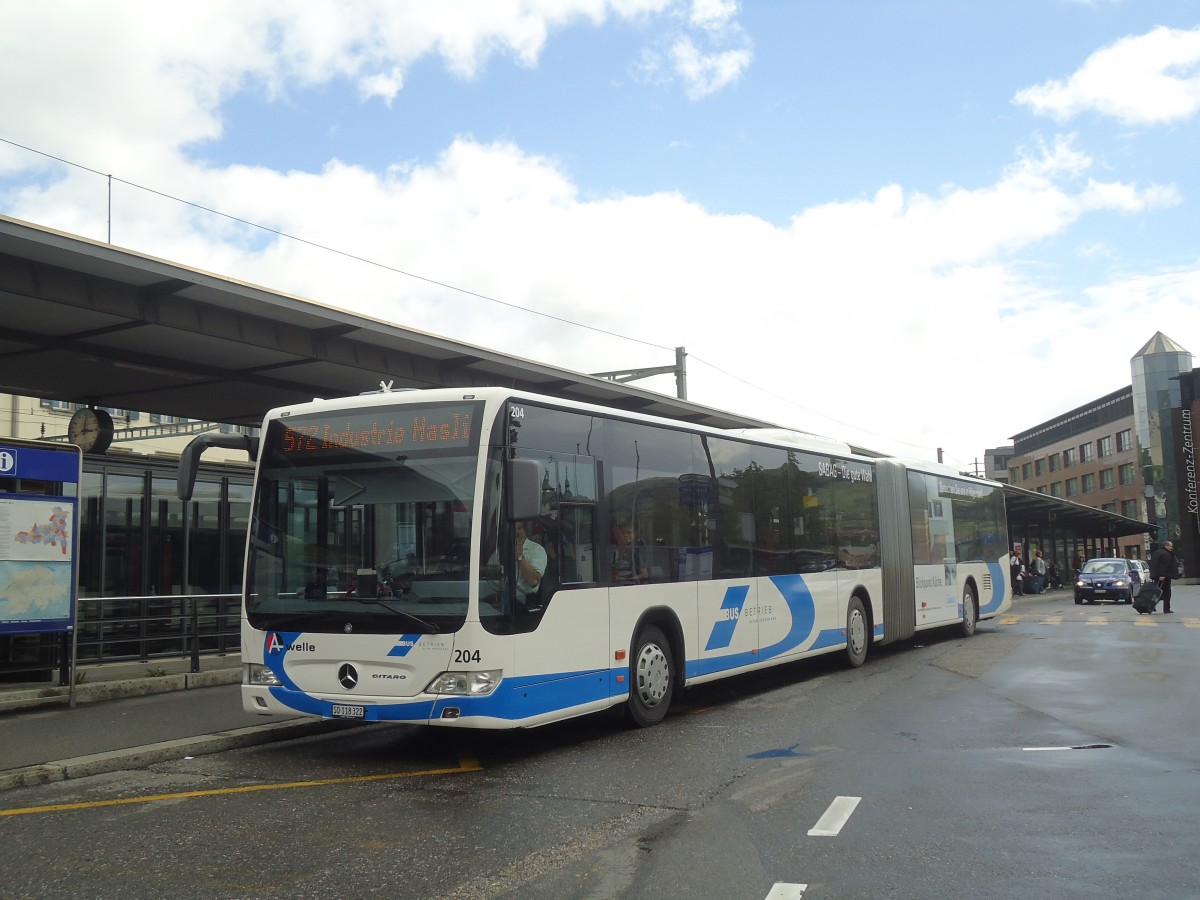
[807,795,862,836]
[765,883,808,899]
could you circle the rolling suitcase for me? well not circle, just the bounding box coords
[1133,581,1161,615]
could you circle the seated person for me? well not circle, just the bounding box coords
[514,520,547,609]
[610,518,649,584]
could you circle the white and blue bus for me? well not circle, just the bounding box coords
[180,387,1011,729]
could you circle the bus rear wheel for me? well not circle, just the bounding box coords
[960,584,978,637]
[627,625,674,727]
[845,596,868,668]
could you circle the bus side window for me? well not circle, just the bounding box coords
[559,505,595,584]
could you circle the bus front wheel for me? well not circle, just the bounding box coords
[845,596,868,668]
[627,625,674,727]
[960,584,978,637]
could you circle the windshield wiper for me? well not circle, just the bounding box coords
[351,598,441,633]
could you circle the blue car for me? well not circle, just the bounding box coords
[1074,557,1143,605]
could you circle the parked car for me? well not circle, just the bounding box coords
[1074,557,1144,605]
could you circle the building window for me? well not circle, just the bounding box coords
[1063,447,1077,468]
[1066,478,1079,497]
[1117,429,1132,453]
[1102,502,1118,513]
[1082,473,1096,493]
[1050,481,1063,497]
[1009,467,1020,483]
[1100,469,1115,490]
[40,399,75,411]
[105,407,135,421]
[1049,454,1060,472]
[1079,443,1094,463]
[1121,499,1139,519]
[1097,436,1113,458]
[1035,458,1046,476]
[1118,463,1135,485]
[1021,463,1032,480]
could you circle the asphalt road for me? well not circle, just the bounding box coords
[2,587,1197,900]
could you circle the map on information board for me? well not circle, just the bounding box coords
[0,498,75,633]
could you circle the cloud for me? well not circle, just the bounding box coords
[0,3,1193,469]
[670,37,753,99]
[631,0,752,98]
[1015,25,1200,125]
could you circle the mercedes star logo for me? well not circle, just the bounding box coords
[338,663,359,690]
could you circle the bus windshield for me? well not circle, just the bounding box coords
[245,402,481,634]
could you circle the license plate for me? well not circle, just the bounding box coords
[331,704,365,719]
[1093,589,1106,594]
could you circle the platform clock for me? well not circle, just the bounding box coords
[67,406,115,454]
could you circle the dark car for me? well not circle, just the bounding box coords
[1074,557,1143,605]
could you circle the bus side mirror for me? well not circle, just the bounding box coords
[507,458,541,522]
[178,432,259,501]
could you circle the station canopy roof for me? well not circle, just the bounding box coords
[0,215,775,432]
[1002,483,1153,538]
[0,215,1156,543]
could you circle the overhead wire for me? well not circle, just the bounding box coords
[1,135,944,460]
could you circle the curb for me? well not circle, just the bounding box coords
[0,718,356,792]
[0,668,242,715]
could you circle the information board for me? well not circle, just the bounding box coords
[0,440,82,636]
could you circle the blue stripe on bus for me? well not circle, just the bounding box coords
[980,562,1005,614]
[691,574,821,677]
[267,687,436,721]
[262,631,306,694]
[687,627,846,678]
[267,670,611,722]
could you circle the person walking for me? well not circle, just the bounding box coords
[1149,540,1177,614]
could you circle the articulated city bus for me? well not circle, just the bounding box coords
[180,386,1011,728]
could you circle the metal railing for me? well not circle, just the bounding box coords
[74,593,241,670]
[0,594,241,687]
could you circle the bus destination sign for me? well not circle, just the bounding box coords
[279,403,478,457]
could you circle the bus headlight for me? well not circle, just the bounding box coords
[426,670,502,696]
[246,664,281,687]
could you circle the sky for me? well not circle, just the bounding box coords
[1,0,1198,473]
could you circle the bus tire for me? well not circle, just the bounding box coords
[960,583,978,637]
[627,624,674,727]
[845,596,868,668]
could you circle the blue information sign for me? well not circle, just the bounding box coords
[0,440,82,636]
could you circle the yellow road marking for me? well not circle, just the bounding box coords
[1085,617,1107,626]
[0,750,482,818]
[1042,616,1063,625]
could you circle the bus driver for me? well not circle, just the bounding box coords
[514,520,547,606]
